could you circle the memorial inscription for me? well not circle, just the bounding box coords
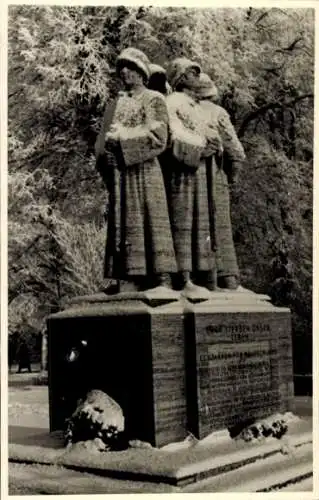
[186,310,293,439]
[198,341,279,427]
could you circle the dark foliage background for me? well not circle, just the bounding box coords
[8,6,313,375]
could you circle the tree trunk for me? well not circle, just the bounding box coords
[41,329,48,372]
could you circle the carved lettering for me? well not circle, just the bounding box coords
[193,313,292,438]
[199,347,276,364]
[196,340,280,428]
[205,323,270,337]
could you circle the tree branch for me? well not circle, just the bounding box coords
[238,94,314,138]
[275,37,303,53]
[9,234,43,268]
[255,11,269,25]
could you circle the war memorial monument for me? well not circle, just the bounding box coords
[9,48,312,492]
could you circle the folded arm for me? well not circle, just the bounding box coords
[115,92,169,167]
[167,96,206,167]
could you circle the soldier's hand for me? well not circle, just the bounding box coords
[206,129,223,155]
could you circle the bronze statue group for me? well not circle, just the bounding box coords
[95,47,246,300]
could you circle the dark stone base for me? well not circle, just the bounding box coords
[47,289,294,446]
[184,296,294,439]
[294,375,312,396]
[48,293,187,448]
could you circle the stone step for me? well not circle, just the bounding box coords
[274,475,313,491]
[9,415,312,487]
[9,441,312,494]
[183,441,312,492]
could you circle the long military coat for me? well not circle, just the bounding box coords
[165,91,219,274]
[199,100,246,279]
[100,88,177,279]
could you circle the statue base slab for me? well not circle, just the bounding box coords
[9,410,312,490]
[48,295,187,447]
[47,289,294,447]
[69,286,181,308]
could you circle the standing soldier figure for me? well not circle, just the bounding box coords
[95,48,177,293]
[196,73,246,290]
[165,58,222,299]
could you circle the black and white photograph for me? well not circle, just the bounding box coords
[3,3,315,495]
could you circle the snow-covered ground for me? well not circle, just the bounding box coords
[7,376,313,494]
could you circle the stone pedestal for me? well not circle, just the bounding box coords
[47,289,294,447]
[184,292,294,439]
[47,291,187,448]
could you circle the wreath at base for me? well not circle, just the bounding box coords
[234,417,288,442]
